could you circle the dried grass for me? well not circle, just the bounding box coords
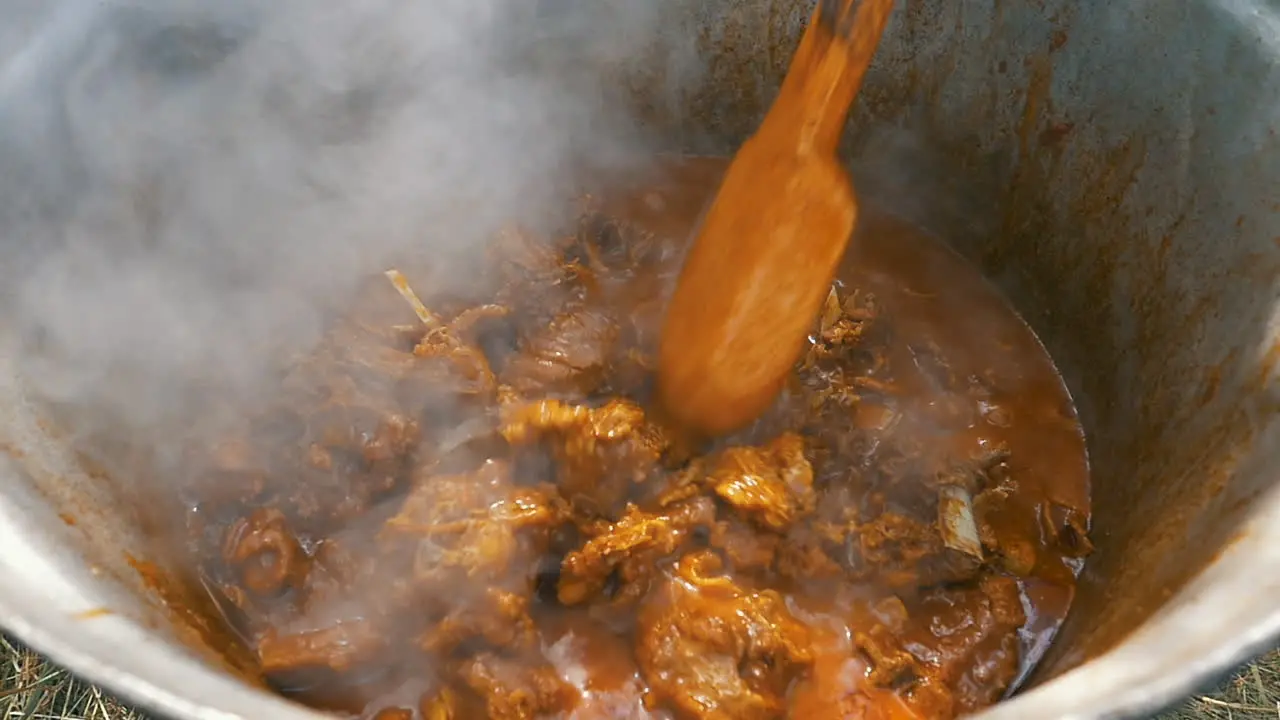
[1155,651,1280,720]
[0,636,150,720]
[3,631,1277,718]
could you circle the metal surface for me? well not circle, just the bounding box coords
[1,0,1278,718]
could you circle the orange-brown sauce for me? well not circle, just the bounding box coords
[181,155,1091,719]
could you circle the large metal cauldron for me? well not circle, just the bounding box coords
[1,1,1278,718]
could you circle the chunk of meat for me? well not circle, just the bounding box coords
[851,596,916,686]
[420,688,460,720]
[709,518,778,573]
[383,460,563,588]
[418,587,538,654]
[707,432,814,533]
[298,536,363,617]
[558,498,716,606]
[853,576,1027,718]
[408,338,501,402]
[572,206,664,275]
[856,511,982,589]
[637,551,813,720]
[284,329,419,446]
[800,285,881,372]
[407,303,513,402]
[973,486,1038,577]
[503,303,620,397]
[790,628,922,720]
[222,508,308,598]
[455,652,577,720]
[774,525,846,581]
[377,460,563,655]
[491,224,578,290]
[257,619,383,676]
[502,398,670,517]
[772,479,982,590]
[250,326,426,530]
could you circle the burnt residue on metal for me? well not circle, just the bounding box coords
[583,0,1280,682]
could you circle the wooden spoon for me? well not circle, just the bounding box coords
[657,0,896,437]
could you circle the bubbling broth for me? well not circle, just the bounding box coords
[182,156,1091,719]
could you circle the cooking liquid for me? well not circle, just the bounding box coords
[560,155,1090,716]
[190,155,1091,719]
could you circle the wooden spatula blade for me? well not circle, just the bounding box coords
[657,0,896,437]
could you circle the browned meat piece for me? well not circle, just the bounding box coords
[271,443,400,530]
[852,596,917,686]
[383,460,563,588]
[637,551,813,720]
[253,328,426,530]
[856,511,981,589]
[572,206,664,274]
[770,483,964,590]
[502,398,670,517]
[448,303,513,338]
[707,432,814,533]
[285,295,513,482]
[408,304,513,401]
[791,627,923,720]
[502,303,619,397]
[378,460,562,656]
[455,652,577,720]
[418,587,537,654]
[642,458,706,509]
[257,619,382,676]
[853,576,1027,718]
[709,518,778,573]
[490,224,577,288]
[404,344,499,403]
[284,331,416,425]
[298,537,363,618]
[419,688,459,720]
[800,285,880,371]
[492,202,659,302]
[360,413,419,467]
[221,508,308,598]
[973,486,1040,577]
[558,498,716,606]
[774,525,845,581]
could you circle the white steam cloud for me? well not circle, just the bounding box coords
[0,0,666,454]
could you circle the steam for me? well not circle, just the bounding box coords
[0,0,663,459]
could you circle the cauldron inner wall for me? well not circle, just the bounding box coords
[577,0,1280,681]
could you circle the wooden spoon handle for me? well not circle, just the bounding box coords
[766,0,896,153]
